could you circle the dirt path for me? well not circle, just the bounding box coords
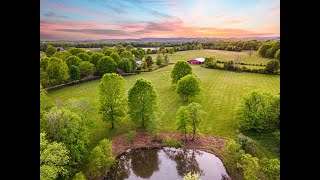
[111,132,226,157]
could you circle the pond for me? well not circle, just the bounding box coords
[106,147,230,180]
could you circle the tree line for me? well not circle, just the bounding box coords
[41,39,272,53]
[40,45,172,88]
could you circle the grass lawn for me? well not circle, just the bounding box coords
[48,65,280,158]
[150,49,273,65]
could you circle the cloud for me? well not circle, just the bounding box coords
[55,28,132,36]
[44,12,68,19]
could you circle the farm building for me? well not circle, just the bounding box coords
[135,57,143,67]
[187,58,205,64]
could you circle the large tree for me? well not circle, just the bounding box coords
[68,48,86,56]
[187,102,204,141]
[97,56,117,75]
[52,51,72,61]
[258,44,273,57]
[128,79,158,129]
[87,139,115,179]
[117,58,132,73]
[120,50,134,60]
[79,61,95,78]
[69,65,81,80]
[47,57,69,84]
[171,61,192,83]
[145,55,153,67]
[46,45,57,57]
[176,74,201,101]
[90,52,104,66]
[99,73,126,129]
[236,91,280,132]
[265,60,280,74]
[77,53,92,62]
[40,132,70,180]
[41,107,90,165]
[110,52,121,64]
[66,56,82,67]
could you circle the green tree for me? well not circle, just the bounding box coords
[40,86,54,121]
[52,51,72,61]
[47,57,69,84]
[126,45,134,51]
[168,48,175,55]
[68,48,86,55]
[90,52,104,66]
[66,56,82,67]
[258,44,272,57]
[260,158,280,180]
[128,79,158,129]
[72,172,86,180]
[265,60,280,74]
[40,132,70,180]
[99,73,126,129]
[42,107,90,165]
[274,49,280,60]
[235,91,280,132]
[87,139,115,179]
[40,68,50,87]
[97,56,117,75]
[145,55,153,67]
[141,62,147,70]
[268,41,280,58]
[46,46,57,57]
[40,57,50,70]
[120,50,134,60]
[69,65,81,80]
[156,54,163,65]
[171,61,193,83]
[79,61,95,77]
[176,74,201,101]
[161,49,167,56]
[104,49,116,56]
[110,52,121,64]
[118,58,132,73]
[77,53,92,62]
[163,54,169,64]
[176,106,190,141]
[239,154,262,180]
[187,102,204,141]
[129,58,138,72]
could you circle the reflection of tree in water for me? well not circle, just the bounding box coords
[163,148,204,177]
[130,148,160,178]
[106,155,131,179]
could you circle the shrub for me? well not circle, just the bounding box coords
[72,172,87,180]
[79,61,95,78]
[260,158,280,180]
[236,91,280,132]
[163,137,182,148]
[264,60,280,74]
[236,133,258,156]
[125,130,137,144]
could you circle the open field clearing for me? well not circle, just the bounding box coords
[48,65,280,158]
[150,49,273,65]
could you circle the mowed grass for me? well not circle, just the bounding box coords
[48,65,279,158]
[150,49,272,65]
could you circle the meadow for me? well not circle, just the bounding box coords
[48,64,280,158]
[150,49,273,65]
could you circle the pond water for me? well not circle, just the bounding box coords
[106,147,230,180]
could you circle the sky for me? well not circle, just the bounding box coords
[40,0,280,40]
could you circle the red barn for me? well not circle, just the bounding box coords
[187,58,205,64]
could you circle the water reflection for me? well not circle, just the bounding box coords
[106,147,229,180]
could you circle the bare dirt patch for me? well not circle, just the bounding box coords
[112,132,226,157]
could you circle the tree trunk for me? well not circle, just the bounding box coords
[112,122,114,129]
[184,129,187,141]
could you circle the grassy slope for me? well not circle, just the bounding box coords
[48,65,279,158]
[150,49,273,65]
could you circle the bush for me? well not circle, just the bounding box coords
[236,91,280,132]
[236,133,259,156]
[163,137,182,148]
[69,65,81,80]
[260,158,280,180]
[183,172,201,180]
[264,60,280,74]
[79,61,95,78]
[125,130,137,144]
[72,172,87,180]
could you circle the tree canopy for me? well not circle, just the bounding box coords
[171,61,192,83]
[176,74,201,101]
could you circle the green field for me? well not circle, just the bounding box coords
[150,49,273,65]
[48,64,280,158]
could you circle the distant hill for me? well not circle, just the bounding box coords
[42,37,279,42]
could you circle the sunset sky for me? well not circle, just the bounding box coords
[40,0,280,40]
